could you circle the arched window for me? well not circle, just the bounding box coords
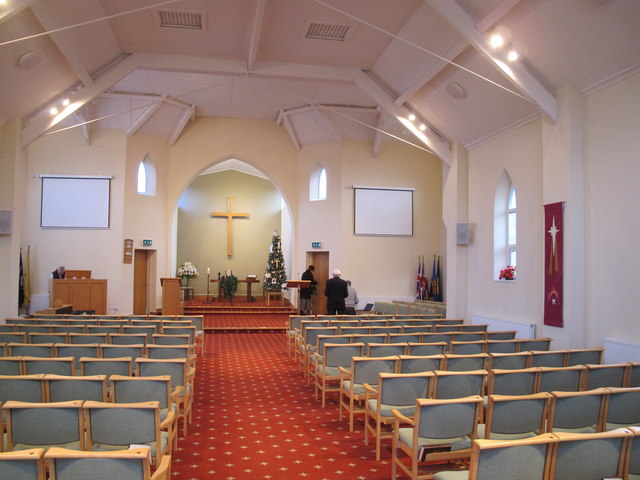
[494,171,517,279]
[309,165,327,201]
[136,156,156,196]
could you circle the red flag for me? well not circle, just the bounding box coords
[416,256,422,299]
[544,202,564,327]
[419,255,427,300]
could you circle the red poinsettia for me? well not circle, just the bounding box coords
[499,265,516,280]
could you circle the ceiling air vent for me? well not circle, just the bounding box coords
[303,21,355,41]
[156,9,206,30]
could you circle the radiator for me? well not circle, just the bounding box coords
[603,337,640,364]
[471,314,536,339]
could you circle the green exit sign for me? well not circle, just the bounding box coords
[142,239,152,246]
[311,242,322,248]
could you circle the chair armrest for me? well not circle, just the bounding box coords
[171,386,183,401]
[363,383,378,394]
[151,454,172,480]
[160,411,176,429]
[338,366,350,377]
[391,409,414,426]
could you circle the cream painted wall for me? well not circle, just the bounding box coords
[584,72,640,346]
[339,141,442,300]
[467,120,544,329]
[24,128,126,314]
[166,118,300,276]
[176,170,281,297]
[123,134,170,313]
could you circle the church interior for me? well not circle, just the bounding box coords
[1,0,640,478]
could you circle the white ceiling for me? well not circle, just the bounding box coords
[1,0,639,162]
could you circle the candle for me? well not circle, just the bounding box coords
[207,267,210,275]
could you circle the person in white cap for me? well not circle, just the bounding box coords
[324,269,348,315]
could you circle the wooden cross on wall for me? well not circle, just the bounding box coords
[211,197,249,257]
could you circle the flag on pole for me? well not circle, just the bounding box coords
[416,255,422,299]
[19,248,24,308]
[24,245,31,312]
[435,255,442,302]
[430,255,437,301]
[419,255,427,300]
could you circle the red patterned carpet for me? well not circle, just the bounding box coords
[171,332,392,480]
[203,313,288,330]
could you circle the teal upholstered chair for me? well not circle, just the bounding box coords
[83,401,170,466]
[443,354,488,372]
[4,400,84,451]
[478,392,551,440]
[585,363,629,389]
[110,375,177,450]
[432,370,487,400]
[485,330,517,341]
[108,333,148,346]
[100,344,145,361]
[22,357,75,376]
[388,334,422,344]
[487,352,532,370]
[485,340,518,354]
[45,374,108,403]
[26,333,68,345]
[367,343,406,357]
[486,368,538,397]
[391,395,483,480]
[604,386,640,430]
[314,343,364,407]
[0,356,23,375]
[0,375,46,404]
[407,342,448,356]
[0,448,45,480]
[338,355,399,432]
[530,349,569,368]
[628,362,640,387]
[517,338,552,352]
[566,348,604,366]
[547,388,608,433]
[449,341,485,355]
[433,433,557,480]
[45,446,171,480]
[364,371,434,461]
[6,344,54,359]
[398,355,444,374]
[537,365,585,393]
[551,428,633,480]
[54,344,100,370]
[629,426,640,480]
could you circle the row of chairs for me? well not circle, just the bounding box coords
[396,412,639,480]
[1,399,172,466]
[0,326,197,344]
[0,358,194,436]
[0,446,170,480]
[372,301,445,316]
[334,355,638,433]
[15,313,201,325]
[371,379,640,464]
[0,343,195,375]
[0,333,193,355]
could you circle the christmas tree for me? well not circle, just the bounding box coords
[264,230,287,292]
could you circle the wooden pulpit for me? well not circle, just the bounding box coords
[161,278,182,315]
[286,280,311,314]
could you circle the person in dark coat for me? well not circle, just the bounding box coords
[300,265,317,315]
[324,269,348,315]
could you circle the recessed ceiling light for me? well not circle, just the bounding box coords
[17,51,41,69]
[490,34,504,48]
[408,113,416,121]
[445,81,466,99]
[507,50,519,62]
[49,107,58,115]
[419,124,426,131]
[62,98,70,106]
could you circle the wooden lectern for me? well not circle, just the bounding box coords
[161,278,182,315]
[286,280,311,314]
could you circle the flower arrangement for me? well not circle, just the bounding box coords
[176,261,199,279]
[499,265,516,280]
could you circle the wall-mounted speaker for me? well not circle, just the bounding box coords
[456,222,470,245]
[0,210,12,234]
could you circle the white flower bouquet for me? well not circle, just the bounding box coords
[177,261,199,279]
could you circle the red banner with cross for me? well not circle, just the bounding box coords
[544,202,564,327]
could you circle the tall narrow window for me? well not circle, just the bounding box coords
[309,164,327,201]
[137,161,147,194]
[136,156,156,196]
[318,168,327,200]
[507,186,517,267]
[494,171,516,279]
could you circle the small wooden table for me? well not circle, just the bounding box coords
[265,291,283,306]
[211,277,261,301]
[181,286,194,302]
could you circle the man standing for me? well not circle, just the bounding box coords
[300,265,317,315]
[324,269,348,315]
[344,280,359,315]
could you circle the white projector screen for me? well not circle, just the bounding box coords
[354,187,413,236]
[41,176,111,228]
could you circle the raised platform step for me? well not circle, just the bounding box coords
[182,299,295,316]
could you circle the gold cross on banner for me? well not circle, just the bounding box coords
[211,197,249,256]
